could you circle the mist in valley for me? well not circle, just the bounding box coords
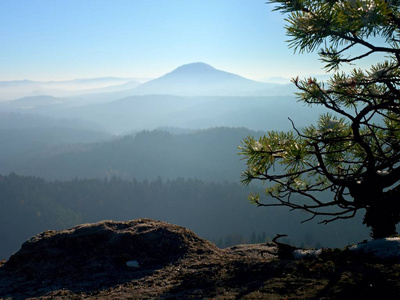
[0,62,373,259]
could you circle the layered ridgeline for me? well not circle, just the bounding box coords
[0,63,326,179]
[0,63,309,135]
[0,63,293,100]
[0,127,257,181]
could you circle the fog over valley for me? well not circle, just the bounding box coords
[0,62,369,259]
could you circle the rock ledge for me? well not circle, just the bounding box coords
[1,219,222,297]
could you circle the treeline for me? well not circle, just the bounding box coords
[0,173,265,258]
[0,173,369,259]
[2,127,261,182]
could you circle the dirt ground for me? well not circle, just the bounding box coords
[1,220,400,299]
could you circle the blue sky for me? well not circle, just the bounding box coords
[0,0,327,81]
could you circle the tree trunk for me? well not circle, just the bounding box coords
[363,205,398,239]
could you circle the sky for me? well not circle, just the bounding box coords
[0,0,336,82]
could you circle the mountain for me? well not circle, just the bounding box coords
[131,62,294,96]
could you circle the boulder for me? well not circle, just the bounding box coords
[2,219,219,285]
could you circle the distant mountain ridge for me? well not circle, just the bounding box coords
[0,62,303,134]
[131,62,291,96]
[0,62,296,101]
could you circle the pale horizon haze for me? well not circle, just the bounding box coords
[1,0,333,82]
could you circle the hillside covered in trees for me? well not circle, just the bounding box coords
[1,127,257,181]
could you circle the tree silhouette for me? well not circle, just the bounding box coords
[240,0,400,238]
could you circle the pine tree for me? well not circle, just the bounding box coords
[240,0,400,239]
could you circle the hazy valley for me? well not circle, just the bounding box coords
[0,63,370,260]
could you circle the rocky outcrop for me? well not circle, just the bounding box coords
[2,220,400,299]
[0,219,221,298]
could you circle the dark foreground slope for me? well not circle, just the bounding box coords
[1,219,400,299]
